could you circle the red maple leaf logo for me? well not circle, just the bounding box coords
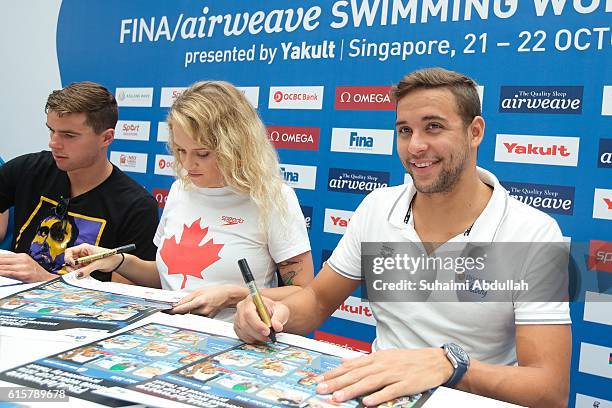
[160,218,224,289]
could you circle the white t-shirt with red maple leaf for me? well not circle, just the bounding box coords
[154,181,310,321]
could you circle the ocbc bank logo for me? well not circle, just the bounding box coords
[158,158,173,169]
[273,91,283,103]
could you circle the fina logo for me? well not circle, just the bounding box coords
[502,181,575,215]
[280,167,299,183]
[499,86,583,114]
[328,168,390,195]
[598,139,612,168]
[349,131,374,148]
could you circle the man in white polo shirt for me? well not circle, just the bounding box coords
[234,67,571,407]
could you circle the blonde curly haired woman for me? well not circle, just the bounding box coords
[66,81,313,321]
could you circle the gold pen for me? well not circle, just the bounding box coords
[238,258,276,342]
[62,244,136,267]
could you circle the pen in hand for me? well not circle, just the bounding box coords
[238,258,276,343]
[63,244,136,268]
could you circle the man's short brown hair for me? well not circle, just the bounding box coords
[392,67,481,125]
[45,81,118,134]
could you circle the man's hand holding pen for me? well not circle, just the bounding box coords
[234,295,290,343]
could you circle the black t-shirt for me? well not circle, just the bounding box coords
[0,151,159,281]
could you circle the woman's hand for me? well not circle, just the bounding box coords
[171,284,248,318]
[64,243,123,278]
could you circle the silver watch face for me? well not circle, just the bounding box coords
[447,343,469,364]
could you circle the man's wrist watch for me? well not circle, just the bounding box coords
[441,342,470,388]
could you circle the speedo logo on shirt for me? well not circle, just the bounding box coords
[221,215,244,226]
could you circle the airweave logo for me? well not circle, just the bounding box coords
[324,208,353,235]
[334,86,394,111]
[279,164,317,190]
[502,181,575,215]
[154,154,175,176]
[268,86,324,110]
[110,151,147,173]
[300,205,313,231]
[599,139,612,168]
[330,128,394,155]
[115,88,153,107]
[267,126,319,151]
[328,168,389,195]
[160,87,187,107]
[494,134,579,167]
[499,86,583,114]
[115,120,150,141]
[593,188,612,220]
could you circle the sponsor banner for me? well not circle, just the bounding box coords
[115,87,153,107]
[498,86,583,114]
[152,188,169,209]
[593,188,612,220]
[334,86,394,111]
[300,205,313,231]
[502,181,575,215]
[584,291,612,326]
[598,139,612,168]
[328,168,390,195]
[323,208,353,235]
[109,151,147,173]
[404,173,412,184]
[330,128,394,155]
[477,85,484,108]
[237,86,259,108]
[157,121,170,142]
[160,87,187,107]
[267,125,320,151]
[331,296,376,326]
[268,86,324,110]
[494,134,579,167]
[279,163,317,190]
[154,154,175,176]
[602,86,612,116]
[578,342,612,380]
[575,393,612,408]
[588,240,612,273]
[114,120,150,141]
[314,331,372,353]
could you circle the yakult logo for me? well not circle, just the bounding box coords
[115,120,150,141]
[499,86,583,114]
[324,208,354,235]
[160,87,187,107]
[154,154,175,176]
[115,87,153,107]
[331,296,376,326]
[495,134,580,167]
[335,86,394,111]
[268,86,324,110]
[110,151,147,173]
[152,188,169,209]
[593,188,612,220]
[267,126,319,151]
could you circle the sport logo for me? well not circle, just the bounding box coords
[502,181,575,215]
[334,86,394,111]
[221,215,244,226]
[300,206,313,231]
[593,188,612,220]
[328,168,390,195]
[154,154,175,176]
[268,86,324,110]
[330,128,394,155]
[495,134,579,167]
[267,126,319,151]
[279,164,317,190]
[499,86,583,114]
[588,240,612,273]
[598,139,612,168]
[152,188,169,209]
[324,208,353,235]
[115,120,150,141]
[160,87,187,107]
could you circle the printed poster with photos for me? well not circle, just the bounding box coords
[0,277,173,336]
[0,323,431,408]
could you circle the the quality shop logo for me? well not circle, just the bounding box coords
[300,205,313,231]
[267,126,319,151]
[502,181,575,215]
[498,86,583,114]
[598,139,612,168]
[152,188,169,209]
[328,168,390,195]
[115,87,153,107]
[268,86,324,110]
[334,86,394,110]
[494,134,579,167]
